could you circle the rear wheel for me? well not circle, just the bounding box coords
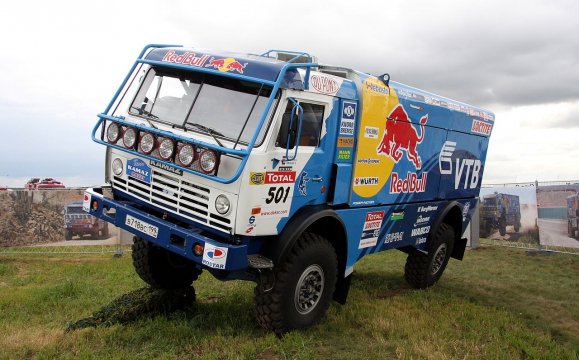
[132,237,201,289]
[405,223,455,289]
[254,232,337,335]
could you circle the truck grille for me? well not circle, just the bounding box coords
[112,170,231,233]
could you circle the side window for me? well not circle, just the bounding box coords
[276,101,325,149]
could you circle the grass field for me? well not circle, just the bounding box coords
[0,245,577,359]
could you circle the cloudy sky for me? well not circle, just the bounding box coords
[0,0,577,187]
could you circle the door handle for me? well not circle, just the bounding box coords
[312,176,323,182]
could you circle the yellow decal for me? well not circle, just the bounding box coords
[337,137,354,147]
[352,78,399,197]
[250,172,265,185]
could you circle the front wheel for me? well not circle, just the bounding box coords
[499,218,507,236]
[405,223,455,289]
[254,233,337,335]
[132,237,201,289]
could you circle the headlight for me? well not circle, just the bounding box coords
[199,150,217,173]
[215,194,230,215]
[106,122,120,143]
[123,127,137,148]
[159,138,175,160]
[112,158,123,176]
[177,144,196,166]
[139,133,155,154]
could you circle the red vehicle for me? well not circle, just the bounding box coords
[25,178,65,189]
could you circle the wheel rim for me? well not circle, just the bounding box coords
[430,243,447,275]
[294,264,325,315]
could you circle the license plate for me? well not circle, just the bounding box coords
[125,215,158,239]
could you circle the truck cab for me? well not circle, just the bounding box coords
[84,44,494,334]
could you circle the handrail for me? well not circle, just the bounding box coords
[260,49,313,63]
[93,44,319,184]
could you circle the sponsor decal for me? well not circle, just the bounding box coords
[202,243,228,269]
[339,119,355,135]
[462,202,471,221]
[342,102,357,120]
[364,81,389,95]
[259,207,289,217]
[415,237,427,245]
[414,215,430,226]
[337,149,351,161]
[409,104,423,111]
[162,50,210,68]
[418,205,438,213]
[82,193,90,212]
[359,211,385,249]
[354,177,379,186]
[411,226,430,237]
[391,211,404,221]
[245,226,255,234]
[439,141,456,175]
[352,200,376,206]
[250,172,265,185]
[471,120,493,136]
[356,158,380,165]
[281,157,297,166]
[205,57,247,74]
[389,172,428,194]
[248,216,256,225]
[377,104,428,169]
[385,231,404,244]
[127,158,151,183]
[337,137,354,148]
[298,172,310,196]
[278,166,293,172]
[439,141,483,190]
[150,160,183,175]
[250,171,296,185]
[364,126,379,139]
[310,74,340,95]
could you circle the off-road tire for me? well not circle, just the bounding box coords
[65,230,73,241]
[404,223,455,289]
[514,221,521,233]
[101,226,109,239]
[499,218,507,236]
[132,237,201,289]
[254,232,337,335]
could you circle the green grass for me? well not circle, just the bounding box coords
[0,246,577,359]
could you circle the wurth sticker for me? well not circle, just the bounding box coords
[202,243,228,269]
[359,211,385,249]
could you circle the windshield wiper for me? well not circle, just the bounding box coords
[186,123,225,147]
[130,106,159,129]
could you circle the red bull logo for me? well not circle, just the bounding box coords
[377,104,428,170]
[206,57,247,74]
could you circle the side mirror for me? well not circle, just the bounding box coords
[278,98,303,160]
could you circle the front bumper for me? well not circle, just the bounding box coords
[84,187,248,272]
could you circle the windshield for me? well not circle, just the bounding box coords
[66,206,84,215]
[129,67,276,145]
[483,197,497,207]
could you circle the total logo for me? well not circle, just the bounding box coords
[438,141,482,190]
[250,171,296,185]
[202,243,228,269]
[205,57,247,74]
[389,172,428,194]
[377,104,428,170]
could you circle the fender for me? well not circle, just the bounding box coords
[428,200,467,260]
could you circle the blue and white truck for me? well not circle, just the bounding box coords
[84,44,494,334]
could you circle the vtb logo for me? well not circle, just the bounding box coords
[377,104,428,169]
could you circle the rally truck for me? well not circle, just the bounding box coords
[480,193,521,237]
[64,201,109,240]
[84,44,494,334]
[567,194,579,239]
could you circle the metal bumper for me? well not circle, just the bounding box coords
[83,187,248,272]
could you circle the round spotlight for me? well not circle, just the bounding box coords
[139,133,155,154]
[199,150,217,173]
[106,122,120,143]
[159,138,175,160]
[215,194,230,215]
[123,127,137,148]
[112,158,123,176]
[177,144,196,167]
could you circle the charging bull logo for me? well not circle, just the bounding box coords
[377,104,428,170]
[206,57,247,74]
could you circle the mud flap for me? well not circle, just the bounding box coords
[333,273,352,305]
[451,237,468,260]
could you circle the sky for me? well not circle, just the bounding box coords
[0,0,578,187]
